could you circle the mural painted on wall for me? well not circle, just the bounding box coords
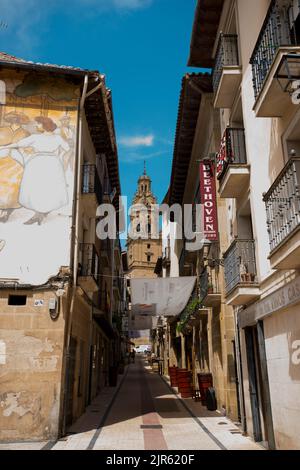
[0,70,80,285]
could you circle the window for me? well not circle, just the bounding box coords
[8,295,27,306]
[147,255,151,262]
[136,224,141,233]
[147,244,151,249]
[147,224,151,234]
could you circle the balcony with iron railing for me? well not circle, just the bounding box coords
[162,245,171,267]
[217,128,250,198]
[113,275,123,298]
[223,239,260,306]
[200,268,221,308]
[78,243,100,294]
[103,176,113,202]
[212,33,242,108]
[179,245,196,277]
[250,0,300,116]
[264,157,300,269]
[100,238,112,267]
[81,164,103,217]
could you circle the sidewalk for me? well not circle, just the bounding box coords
[160,372,263,451]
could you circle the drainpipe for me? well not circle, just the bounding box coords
[61,74,89,436]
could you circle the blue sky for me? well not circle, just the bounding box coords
[0,0,200,205]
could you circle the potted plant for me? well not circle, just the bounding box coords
[207,283,214,294]
[240,262,250,282]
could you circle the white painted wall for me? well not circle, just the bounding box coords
[264,304,300,449]
[161,213,179,278]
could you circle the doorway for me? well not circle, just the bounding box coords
[65,336,77,427]
[244,323,276,449]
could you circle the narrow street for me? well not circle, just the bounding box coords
[0,358,261,451]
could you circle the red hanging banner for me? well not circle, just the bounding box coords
[200,160,219,241]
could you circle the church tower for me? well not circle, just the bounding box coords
[127,164,161,279]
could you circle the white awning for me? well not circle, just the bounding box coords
[130,277,196,317]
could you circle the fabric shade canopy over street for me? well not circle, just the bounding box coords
[130,277,197,317]
[130,314,153,330]
[129,315,161,331]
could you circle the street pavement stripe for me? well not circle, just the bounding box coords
[140,425,163,429]
[159,375,227,451]
[41,441,58,450]
[86,365,130,450]
[140,367,168,450]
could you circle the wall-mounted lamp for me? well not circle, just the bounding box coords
[202,240,212,260]
[202,240,224,266]
[275,54,300,104]
[49,297,59,320]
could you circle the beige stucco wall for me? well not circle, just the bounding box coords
[264,304,300,449]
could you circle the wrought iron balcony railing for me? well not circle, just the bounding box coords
[250,0,299,99]
[217,128,247,180]
[212,34,240,93]
[200,269,220,301]
[224,240,258,294]
[78,243,99,283]
[113,275,123,295]
[179,248,186,275]
[103,176,112,197]
[82,164,103,205]
[163,245,171,263]
[264,157,300,253]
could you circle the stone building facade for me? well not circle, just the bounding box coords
[0,53,123,441]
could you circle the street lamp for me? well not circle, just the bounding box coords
[275,54,300,104]
[202,240,212,260]
[202,239,224,266]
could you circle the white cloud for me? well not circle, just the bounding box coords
[113,0,152,9]
[120,149,167,163]
[0,0,153,55]
[59,0,153,12]
[119,134,154,147]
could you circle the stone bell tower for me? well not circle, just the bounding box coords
[127,163,161,279]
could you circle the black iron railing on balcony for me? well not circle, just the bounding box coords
[216,128,247,181]
[200,268,221,301]
[113,275,123,296]
[264,157,300,253]
[82,164,103,205]
[250,0,299,99]
[78,243,99,283]
[212,34,240,93]
[179,247,186,275]
[103,176,112,197]
[224,240,257,294]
